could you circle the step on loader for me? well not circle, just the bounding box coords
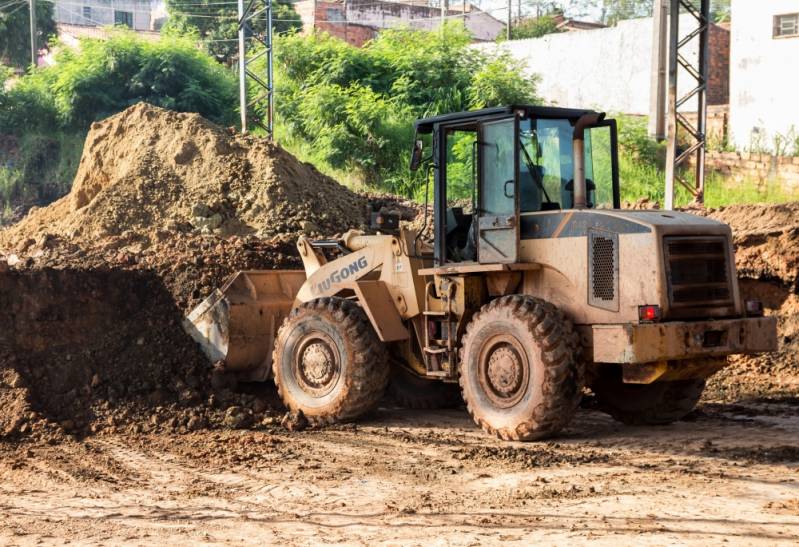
[185,105,777,441]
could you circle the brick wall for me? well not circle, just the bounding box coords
[683,105,729,144]
[707,24,730,106]
[703,151,799,192]
[301,0,378,47]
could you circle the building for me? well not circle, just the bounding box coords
[729,0,799,151]
[53,0,167,32]
[295,0,505,47]
[474,15,729,117]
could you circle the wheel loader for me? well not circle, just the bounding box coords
[185,105,777,441]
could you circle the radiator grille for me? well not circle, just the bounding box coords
[588,230,618,311]
[664,236,733,317]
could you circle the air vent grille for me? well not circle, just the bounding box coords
[588,230,619,311]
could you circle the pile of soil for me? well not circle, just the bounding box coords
[700,203,799,401]
[0,103,369,252]
[0,268,285,441]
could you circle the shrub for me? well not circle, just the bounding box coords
[269,23,540,194]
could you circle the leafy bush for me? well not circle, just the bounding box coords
[0,70,59,135]
[45,32,238,129]
[507,15,563,41]
[269,23,540,193]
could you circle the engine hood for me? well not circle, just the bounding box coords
[520,209,731,240]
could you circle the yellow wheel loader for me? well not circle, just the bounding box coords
[185,105,777,441]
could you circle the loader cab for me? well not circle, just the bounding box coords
[413,106,620,266]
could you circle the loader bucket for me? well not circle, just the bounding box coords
[184,270,306,381]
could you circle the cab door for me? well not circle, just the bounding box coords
[477,116,519,264]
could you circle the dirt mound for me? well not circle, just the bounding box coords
[697,203,799,401]
[0,268,287,440]
[0,103,368,252]
[700,202,799,288]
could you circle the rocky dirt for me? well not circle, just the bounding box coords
[1,400,798,545]
[0,103,370,249]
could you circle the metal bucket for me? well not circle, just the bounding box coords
[184,270,306,381]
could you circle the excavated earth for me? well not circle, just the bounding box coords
[0,105,797,543]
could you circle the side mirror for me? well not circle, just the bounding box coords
[409,139,423,172]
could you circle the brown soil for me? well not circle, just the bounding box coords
[1,403,798,544]
[695,204,799,401]
[0,102,369,252]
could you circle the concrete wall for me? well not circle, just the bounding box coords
[474,15,729,115]
[54,0,161,32]
[729,0,799,151]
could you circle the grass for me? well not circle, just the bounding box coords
[618,153,799,208]
[0,131,85,225]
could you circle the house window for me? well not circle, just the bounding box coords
[774,13,799,38]
[82,6,91,22]
[114,10,134,28]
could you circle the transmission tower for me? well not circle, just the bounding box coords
[237,0,274,137]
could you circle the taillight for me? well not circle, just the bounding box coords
[638,305,661,323]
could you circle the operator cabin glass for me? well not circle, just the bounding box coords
[519,118,615,211]
[481,119,516,217]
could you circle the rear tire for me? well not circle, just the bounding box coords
[591,369,706,425]
[388,364,462,409]
[272,297,388,425]
[459,295,584,441]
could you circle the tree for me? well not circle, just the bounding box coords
[1,32,238,134]
[0,1,56,70]
[270,23,540,194]
[163,0,302,64]
[510,14,563,40]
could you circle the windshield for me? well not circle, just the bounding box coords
[519,118,616,211]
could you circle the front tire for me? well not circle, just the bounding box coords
[272,297,388,425]
[459,295,584,441]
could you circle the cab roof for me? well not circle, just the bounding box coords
[414,105,605,134]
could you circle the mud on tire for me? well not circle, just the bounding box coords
[591,367,708,425]
[272,297,389,425]
[459,295,585,441]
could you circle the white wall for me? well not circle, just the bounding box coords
[729,0,799,150]
[474,15,706,115]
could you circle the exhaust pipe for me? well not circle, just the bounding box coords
[572,113,604,209]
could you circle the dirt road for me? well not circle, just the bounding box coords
[1,395,798,545]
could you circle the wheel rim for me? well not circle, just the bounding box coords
[478,333,529,408]
[293,331,340,398]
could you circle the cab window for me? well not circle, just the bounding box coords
[519,118,618,211]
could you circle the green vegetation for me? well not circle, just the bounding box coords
[268,23,539,196]
[614,115,798,208]
[508,14,563,40]
[0,1,56,70]
[163,0,302,63]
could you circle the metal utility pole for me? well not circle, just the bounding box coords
[664,0,710,210]
[648,0,668,140]
[237,0,275,137]
[28,0,37,67]
[507,0,512,40]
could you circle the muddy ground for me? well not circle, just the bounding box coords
[1,394,798,545]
